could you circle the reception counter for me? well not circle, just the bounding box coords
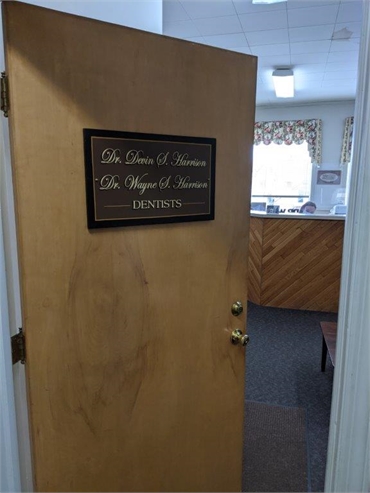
[248,212,345,312]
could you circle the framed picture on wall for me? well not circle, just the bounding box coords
[317,170,342,185]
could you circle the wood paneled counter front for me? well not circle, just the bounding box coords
[248,212,345,312]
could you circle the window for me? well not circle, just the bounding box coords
[251,142,313,210]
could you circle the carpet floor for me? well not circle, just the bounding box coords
[244,302,337,492]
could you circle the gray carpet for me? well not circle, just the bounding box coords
[243,401,308,492]
[244,302,337,492]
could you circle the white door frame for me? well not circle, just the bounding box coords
[324,1,370,491]
[0,2,369,492]
[0,102,33,492]
[0,178,21,492]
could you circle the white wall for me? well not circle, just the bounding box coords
[255,101,355,211]
[19,0,163,34]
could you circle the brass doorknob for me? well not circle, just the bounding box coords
[231,301,243,316]
[231,329,250,346]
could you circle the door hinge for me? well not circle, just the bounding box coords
[11,328,26,365]
[1,71,9,118]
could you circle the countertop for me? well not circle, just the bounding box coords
[250,211,346,221]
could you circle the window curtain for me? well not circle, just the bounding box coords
[254,119,322,165]
[340,116,354,165]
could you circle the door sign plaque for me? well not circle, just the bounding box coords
[84,129,216,229]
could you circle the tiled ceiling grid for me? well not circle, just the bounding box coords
[163,0,362,106]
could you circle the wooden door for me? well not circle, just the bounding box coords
[2,2,256,491]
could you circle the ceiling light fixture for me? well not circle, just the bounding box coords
[272,68,294,98]
[252,0,287,4]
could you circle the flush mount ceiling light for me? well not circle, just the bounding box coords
[272,68,294,98]
[252,0,287,4]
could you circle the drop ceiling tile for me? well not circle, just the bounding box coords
[289,24,334,42]
[164,19,201,38]
[256,84,273,97]
[290,40,331,54]
[246,28,289,46]
[251,43,289,57]
[185,36,207,44]
[333,22,362,39]
[295,93,322,104]
[257,92,276,106]
[192,15,242,36]
[233,46,253,54]
[294,72,324,83]
[327,50,359,63]
[256,55,292,68]
[295,78,325,91]
[307,88,349,102]
[256,83,269,95]
[202,32,248,48]
[287,4,339,28]
[161,0,361,105]
[337,1,363,23]
[180,0,236,19]
[255,95,271,107]
[239,10,288,33]
[233,0,287,15]
[330,39,361,52]
[163,0,190,22]
[326,61,358,72]
[324,70,357,80]
[258,67,278,82]
[291,52,328,64]
[258,76,273,88]
[321,79,356,88]
[295,63,327,73]
[287,0,340,10]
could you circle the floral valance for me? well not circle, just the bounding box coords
[254,119,322,165]
[340,116,354,166]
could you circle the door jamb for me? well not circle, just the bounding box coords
[0,190,21,492]
[0,103,34,493]
[324,2,370,491]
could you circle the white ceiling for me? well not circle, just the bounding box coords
[163,0,362,106]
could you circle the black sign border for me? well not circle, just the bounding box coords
[83,128,216,229]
